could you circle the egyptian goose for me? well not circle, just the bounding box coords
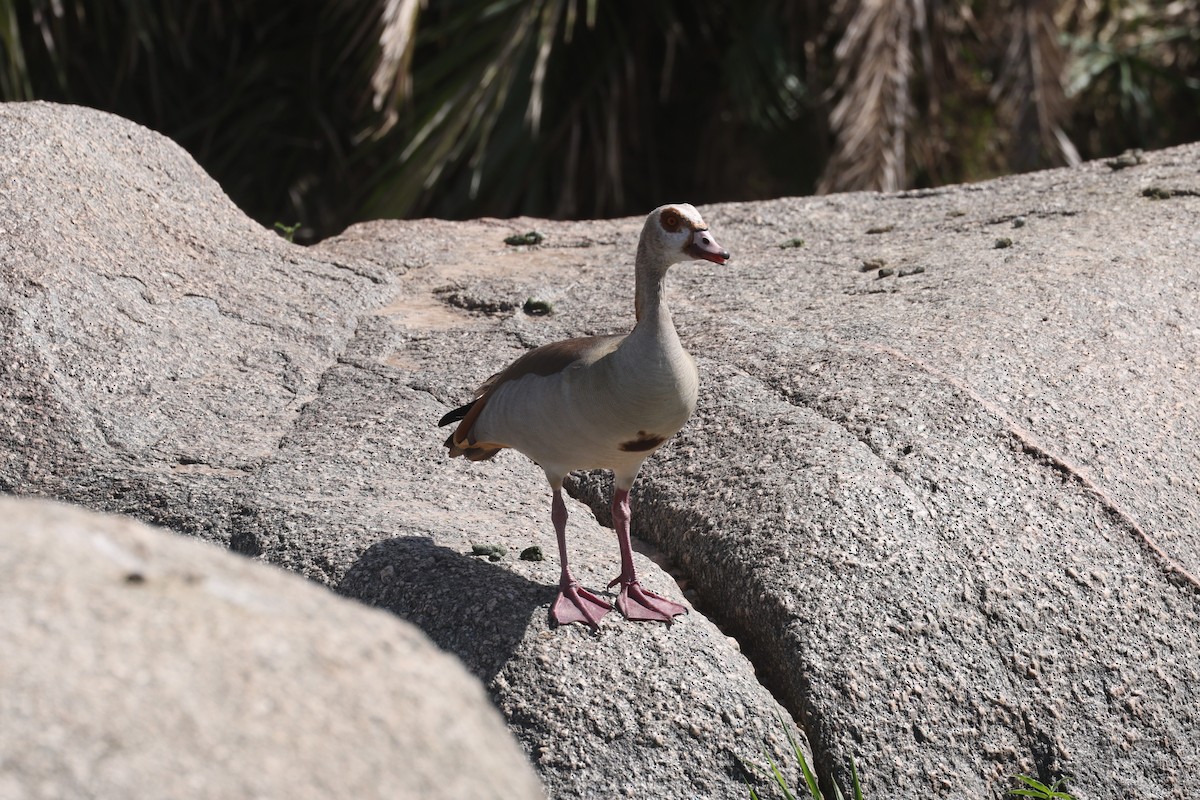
[438,204,730,629]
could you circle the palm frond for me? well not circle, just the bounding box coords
[819,0,916,193]
[362,1,815,221]
[362,0,546,219]
[992,0,1079,172]
[0,0,32,98]
[366,0,425,138]
[1063,0,1200,156]
[0,0,403,241]
[5,0,1197,235]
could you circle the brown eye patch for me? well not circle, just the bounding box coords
[660,209,681,232]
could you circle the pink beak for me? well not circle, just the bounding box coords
[687,229,730,265]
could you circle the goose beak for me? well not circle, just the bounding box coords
[686,229,730,265]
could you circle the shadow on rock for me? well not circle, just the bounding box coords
[338,536,547,683]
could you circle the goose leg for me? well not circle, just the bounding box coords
[606,488,688,622]
[549,488,611,629]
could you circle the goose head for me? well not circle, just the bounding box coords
[637,203,730,274]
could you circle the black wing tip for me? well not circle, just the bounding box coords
[438,400,475,428]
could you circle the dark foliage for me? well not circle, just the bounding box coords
[1,0,1197,242]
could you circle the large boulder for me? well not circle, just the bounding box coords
[0,497,544,799]
[0,101,806,799]
[4,99,1200,798]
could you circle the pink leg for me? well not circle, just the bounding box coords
[549,488,611,629]
[606,488,688,623]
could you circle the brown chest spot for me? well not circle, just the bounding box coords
[619,431,667,452]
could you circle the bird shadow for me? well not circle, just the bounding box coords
[336,535,550,684]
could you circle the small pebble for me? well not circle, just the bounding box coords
[1106,149,1144,170]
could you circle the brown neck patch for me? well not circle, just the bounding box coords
[619,431,667,452]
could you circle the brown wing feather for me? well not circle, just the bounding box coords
[444,334,625,459]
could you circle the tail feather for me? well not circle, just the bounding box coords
[443,430,503,461]
[438,400,475,428]
[446,429,501,460]
[439,399,503,461]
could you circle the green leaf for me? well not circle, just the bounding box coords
[1013,775,1053,793]
[765,751,798,800]
[796,749,822,800]
[850,757,864,800]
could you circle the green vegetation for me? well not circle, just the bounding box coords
[744,722,1078,800]
[745,724,863,800]
[2,1,1197,241]
[1009,774,1075,799]
[522,298,553,316]
[470,543,505,562]
[519,545,545,561]
[505,231,545,246]
[274,222,301,243]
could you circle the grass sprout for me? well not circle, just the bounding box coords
[274,221,300,242]
[1008,774,1075,799]
[745,720,863,800]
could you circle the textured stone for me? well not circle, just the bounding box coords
[0,102,806,800]
[0,497,544,800]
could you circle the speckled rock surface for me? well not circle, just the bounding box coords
[0,497,544,800]
[565,161,1200,797]
[0,102,805,800]
[0,101,388,537]
[4,100,1200,799]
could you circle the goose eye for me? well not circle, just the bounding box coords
[660,210,680,232]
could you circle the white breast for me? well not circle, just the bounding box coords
[473,312,698,477]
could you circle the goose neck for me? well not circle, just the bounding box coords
[634,246,672,322]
